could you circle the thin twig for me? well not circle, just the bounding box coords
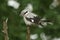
[26,26,30,40]
[2,18,9,40]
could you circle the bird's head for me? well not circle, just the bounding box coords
[20,3,33,17]
[20,10,29,17]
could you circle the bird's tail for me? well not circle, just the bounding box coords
[38,18,53,28]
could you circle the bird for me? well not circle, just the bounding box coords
[20,3,53,28]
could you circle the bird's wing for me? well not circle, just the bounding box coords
[25,16,41,24]
[26,16,53,26]
[26,13,38,18]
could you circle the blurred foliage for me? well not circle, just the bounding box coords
[0,0,60,40]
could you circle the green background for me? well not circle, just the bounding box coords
[0,0,60,40]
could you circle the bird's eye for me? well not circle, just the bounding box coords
[24,11,28,14]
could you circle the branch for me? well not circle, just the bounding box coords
[2,18,9,40]
[26,26,30,40]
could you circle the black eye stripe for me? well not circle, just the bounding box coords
[24,11,28,14]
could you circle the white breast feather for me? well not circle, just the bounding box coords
[24,17,32,25]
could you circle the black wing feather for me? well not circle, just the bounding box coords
[26,16,41,24]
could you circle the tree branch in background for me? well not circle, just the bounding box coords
[2,18,9,40]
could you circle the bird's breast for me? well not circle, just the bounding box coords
[23,17,32,25]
